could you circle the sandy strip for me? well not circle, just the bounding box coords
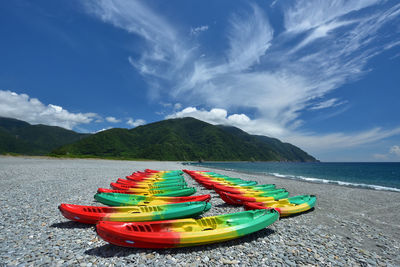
[0,157,399,266]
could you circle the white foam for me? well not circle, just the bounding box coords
[267,172,400,192]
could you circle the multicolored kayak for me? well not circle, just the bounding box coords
[213,183,276,194]
[101,186,196,197]
[126,176,185,182]
[110,182,187,191]
[94,192,211,206]
[184,170,259,189]
[219,190,289,205]
[96,209,279,248]
[244,195,317,217]
[116,178,187,188]
[201,180,258,190]
[59,201,211,224]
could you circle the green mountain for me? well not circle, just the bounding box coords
[0,117,89,155]
[52,117,317,161]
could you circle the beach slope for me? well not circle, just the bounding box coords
[0,157,398,266]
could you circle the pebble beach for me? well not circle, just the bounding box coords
[1,157,399,266]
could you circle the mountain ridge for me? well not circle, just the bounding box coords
[0,117,89,155]
[52,117,317,162]
[0,116,317,161]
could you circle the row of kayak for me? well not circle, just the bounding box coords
[97,169,197,196]
[183,170,316,217]
[59,169,280,248]
[59,169,315,248]
[60,169,204,224]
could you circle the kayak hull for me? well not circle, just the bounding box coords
[96,209,279,248]
[94,192,211,206]
[213,183,276,194]
[244,195,317,216]
[219,191,289,205]
[59,202,211,224]
[98,187,196,197]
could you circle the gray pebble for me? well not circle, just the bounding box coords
[0,157,399,266]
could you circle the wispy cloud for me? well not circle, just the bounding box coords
[190,25,208,36]
[283,0,381,33]
[286,127,400,153]
[85,0,193,93]
[0,90,98,130]
[84,1,400,156]
[309,98,347,110]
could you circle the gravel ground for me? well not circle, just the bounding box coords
[0,157,399,266]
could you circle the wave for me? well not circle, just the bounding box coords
[268,172,400,192]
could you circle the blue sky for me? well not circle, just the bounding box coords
[0,0,400,162]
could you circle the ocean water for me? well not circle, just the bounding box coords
[190,162,400,192]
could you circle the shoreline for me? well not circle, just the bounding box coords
[187,162,400,193]
[1,157,399,266]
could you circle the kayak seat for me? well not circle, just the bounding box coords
[139,206,164,212]
[126,224,153,232]
[198,217,218,229]
[83,207,107,213]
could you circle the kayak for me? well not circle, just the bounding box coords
[145,169,184,175]
[96,209,279,248]
[244,195,317,217]
[185,171,258,189]
[219,190,289,205]
[110,182,188,191]
[125,176,185,182]
[110,182,187,191]
[201,180,257,190]
[59,201,211,224]
[213,183,276,193]
[94,192,211,206]
[117,178,187,187]
[98,187,196,197]
[143,169,183,175]
[215,187,286,197]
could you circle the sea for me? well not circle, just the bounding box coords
[188,162,400,192]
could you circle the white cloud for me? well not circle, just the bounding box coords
[105,116,121,123]
[85,1,400,157]
[283,0,381,33]
[167,107,288,137]
[0,90,98,130]
[309,98,347,110]
[227,5,273,71]
[85,0,193,87]
[167,107,400,156]
[168,1,400,136]
[166,107,252,128]
[390,145,400,156]
[127,118,146,127]
[285,127,400,153]
[190,25,208,36]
